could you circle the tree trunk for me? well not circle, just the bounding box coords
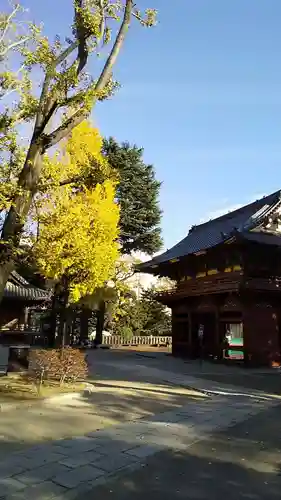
[49,284,60,347]
[80,308,91,343]
[57,307,72,347]
[48,311,57,348]
[55,275,70,348]
[65,308,74,345]
[0,260,15,303]
[61,307,72,347]
[56,311,64,348]
[95,301,105,346]
[0,141,43,303]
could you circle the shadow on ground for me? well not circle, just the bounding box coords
[0,404,281,499]
[2,348,280,458]
[92,349,281,396]
[0,377,206,457]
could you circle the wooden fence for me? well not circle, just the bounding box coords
[0,326,172,349]
[102,335,172,347]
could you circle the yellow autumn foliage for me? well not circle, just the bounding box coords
[40,120,114,193]
[36,181,119,303]
[34,121,120,303]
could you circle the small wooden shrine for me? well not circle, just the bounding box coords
[0,271,50,344]
[138,190,281,367]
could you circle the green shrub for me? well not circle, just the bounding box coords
[122,326,133,342]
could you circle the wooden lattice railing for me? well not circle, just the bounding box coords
[157,272,242,299]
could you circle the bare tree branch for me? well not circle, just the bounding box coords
[35,40,79,131]
[0,2,21,46]
[95,0,133,92]
[98,0,105,43]
[42,0,133,150]
[75,0,89,74]
[0,3,33,59]
[42,107,87,151]
[0,35,30,57]
[59,175,81,187]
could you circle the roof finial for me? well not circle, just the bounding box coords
[189,225,196,234]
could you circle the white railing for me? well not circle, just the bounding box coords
[102,335,172,346]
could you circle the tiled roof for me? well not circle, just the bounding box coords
[241,231,281,247]
[3,271,51,301]
[10,271,30,287]
[139,190,281,270]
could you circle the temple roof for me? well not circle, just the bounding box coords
[139,190,281,272]
[3,271,51,302]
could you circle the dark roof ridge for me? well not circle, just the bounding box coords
[10,270,31,286]
[188,189,281,234]
[4,270,51,301]
[137,188,281,271]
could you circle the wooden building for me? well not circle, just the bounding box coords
[138,190,281,367]
[0,271,50,344]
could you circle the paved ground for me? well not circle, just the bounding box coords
[86,404,281,500]
[0,350,280,499]
[94,349,281,395]
[0,353,205,456]
[0,391,277,499]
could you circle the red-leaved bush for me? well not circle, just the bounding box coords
[59,347,88,384]
[28,348,88,392]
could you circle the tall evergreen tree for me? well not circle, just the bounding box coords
[91,137,163,345]
[103,137,162,255]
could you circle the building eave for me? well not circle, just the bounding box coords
[3,271,51,302]
[137,190,281,273]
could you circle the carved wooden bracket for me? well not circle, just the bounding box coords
[196,297,215,311]
[220,294,241,311]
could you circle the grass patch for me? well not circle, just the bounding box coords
[0,374,85,402]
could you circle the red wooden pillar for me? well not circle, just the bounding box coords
[243,301,280,366]
[187,310,192,358]
[214,307,220,359]
[171,308,178,356]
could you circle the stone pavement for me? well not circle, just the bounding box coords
[95,349,281,396]
[97,356,281,402]
[87,404,281,500]
[0,383,278,499]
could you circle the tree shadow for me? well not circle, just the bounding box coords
[1,347,279,460]
[0,377,206,457]
[1,349,281,498]
[92,446,281,500]
[0,404,281,499]
[88,348,281,397]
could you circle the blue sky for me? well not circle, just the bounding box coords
[20,0,281,252]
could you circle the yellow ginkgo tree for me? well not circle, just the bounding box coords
[35,181,119,304]
[39,120,113,193]
[32,121,120,345]
[0,0,157,301]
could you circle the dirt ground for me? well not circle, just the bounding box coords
[0,374,84,403]
[111,345,171,353]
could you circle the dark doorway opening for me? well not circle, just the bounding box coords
[191,312,217,359]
